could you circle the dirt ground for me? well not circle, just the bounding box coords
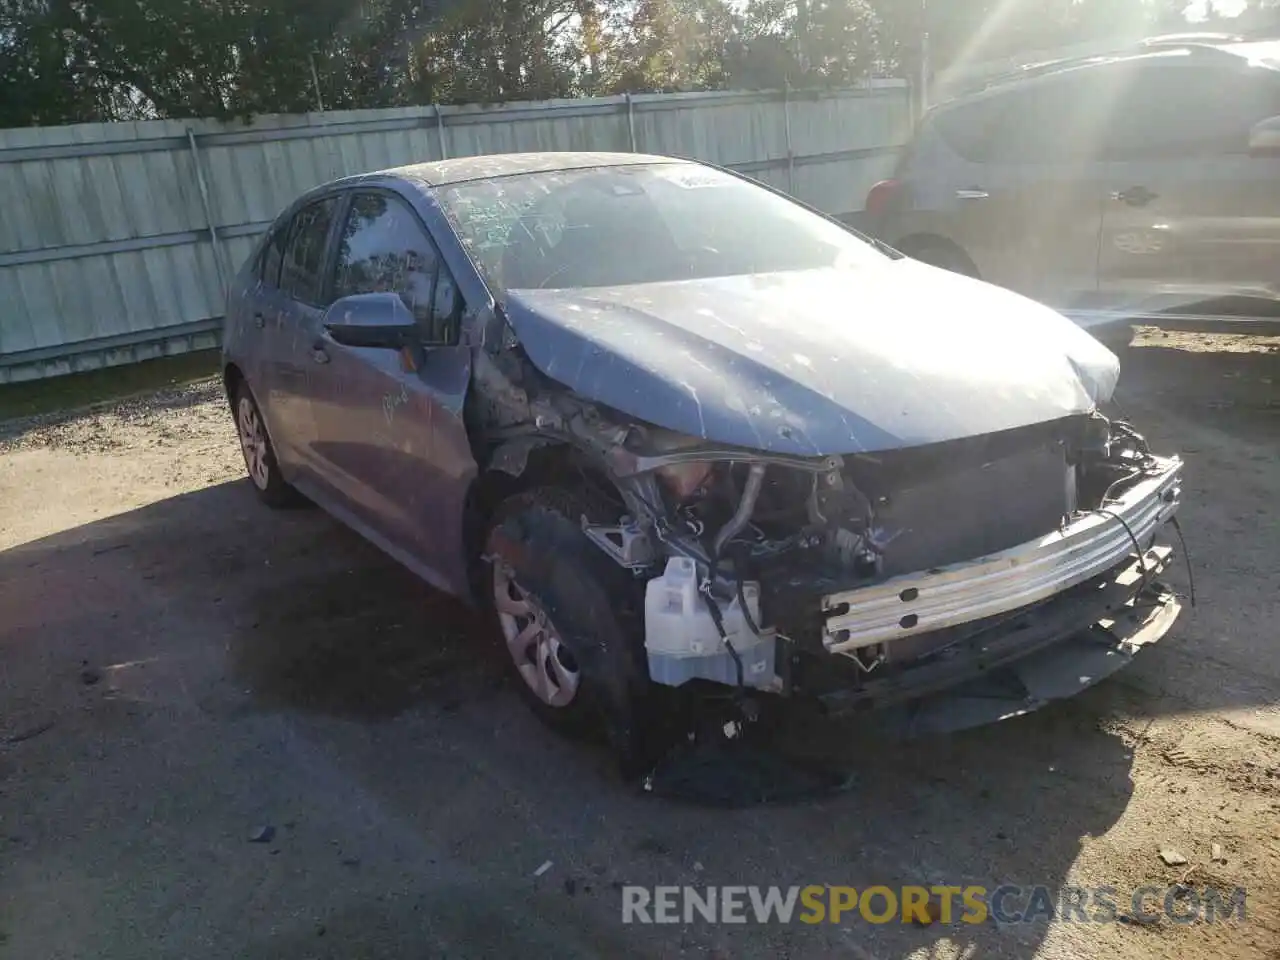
[1,327,1277,960]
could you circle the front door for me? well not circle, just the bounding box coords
[1098,58,1280,316]
[305,190,476,595]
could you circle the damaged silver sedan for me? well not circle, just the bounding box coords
[222,152,1185,767]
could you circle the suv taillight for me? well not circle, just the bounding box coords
[864,178,902,220]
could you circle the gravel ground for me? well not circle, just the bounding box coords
[1,327,1277,960]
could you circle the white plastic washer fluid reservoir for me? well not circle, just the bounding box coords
[643,557,774,688]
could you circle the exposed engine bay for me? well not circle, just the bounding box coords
[471,343,1185,707]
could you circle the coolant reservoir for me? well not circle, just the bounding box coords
[643,557,775,689]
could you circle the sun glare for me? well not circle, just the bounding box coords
[1185,0,1248,21]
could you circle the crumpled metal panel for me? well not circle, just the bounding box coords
[821,456,1182,652]
[504,259,1121,457]
[864,590,1182,738]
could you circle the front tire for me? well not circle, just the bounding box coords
[483,487,655,775]
[232,381,299,508]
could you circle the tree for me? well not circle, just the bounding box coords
[0,0,1202,127]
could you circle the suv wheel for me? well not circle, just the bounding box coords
[484,487,655,775]
[903,238,979,278]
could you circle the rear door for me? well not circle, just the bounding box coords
[1097,58,1280,315]
[974,70,1114,309]
[306,190,475,592]
[889,90,1025,278]
[236,219,291,452]
[269,194,342,484]
[901,72,1111,309]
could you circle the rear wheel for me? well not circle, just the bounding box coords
[232,381,300,508]
[901,238,979,278]
[483,487,657,776]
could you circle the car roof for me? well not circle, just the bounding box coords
[278,152,695,225]
[1220,39,1280,68]
[376,151,683,187]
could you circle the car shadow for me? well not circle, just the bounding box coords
[0,481,1183,958]
[1109,324,1278,444]
[1100,329,1280,736]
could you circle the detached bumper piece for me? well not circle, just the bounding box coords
[817,546,1182,734]
[820,456,1183,654]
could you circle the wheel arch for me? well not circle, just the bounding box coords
[223,361,245,413]
[461,439,628,596]
[892,232,981,278]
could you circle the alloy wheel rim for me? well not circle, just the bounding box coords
[236,396,270,490]
[492,563,580,708]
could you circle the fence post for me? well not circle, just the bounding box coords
[436,105,449,160]
[308,54,326,112]
[783,81,795,195]
[185,127,229,295]
[625,93,637,152]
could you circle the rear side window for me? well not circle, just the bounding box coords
[929,94,1011,162]
[280,197,339,305]
[970,59,1280,164]
[989,69,1119,163]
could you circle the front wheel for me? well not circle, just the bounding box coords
[483,487,655,775]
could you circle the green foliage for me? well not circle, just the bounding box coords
[2,0,1275,127]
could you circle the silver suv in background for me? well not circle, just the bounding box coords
[867,37,1280,331]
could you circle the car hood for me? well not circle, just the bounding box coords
[502,260,1120,456]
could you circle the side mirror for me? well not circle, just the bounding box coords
[322,293,419,350]
[1248,115,1280,156]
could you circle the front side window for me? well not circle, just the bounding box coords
[436,163,889,294]
[1102,61,1280,159]
[332,192,458,342]
[280,197,339,305]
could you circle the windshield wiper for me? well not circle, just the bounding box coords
[868,236,906,259]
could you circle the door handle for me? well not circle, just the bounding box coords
[311,341,330,365]
[955,187,990,200]
[253,313,266,329]
[1111,186,1158,206]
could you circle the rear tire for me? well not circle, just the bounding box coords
[483,487,657,777]
[232,380,300,508]
[902,238,979,278]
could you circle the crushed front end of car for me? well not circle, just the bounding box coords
[474,263,1186,738]
[590,411,1183,735]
